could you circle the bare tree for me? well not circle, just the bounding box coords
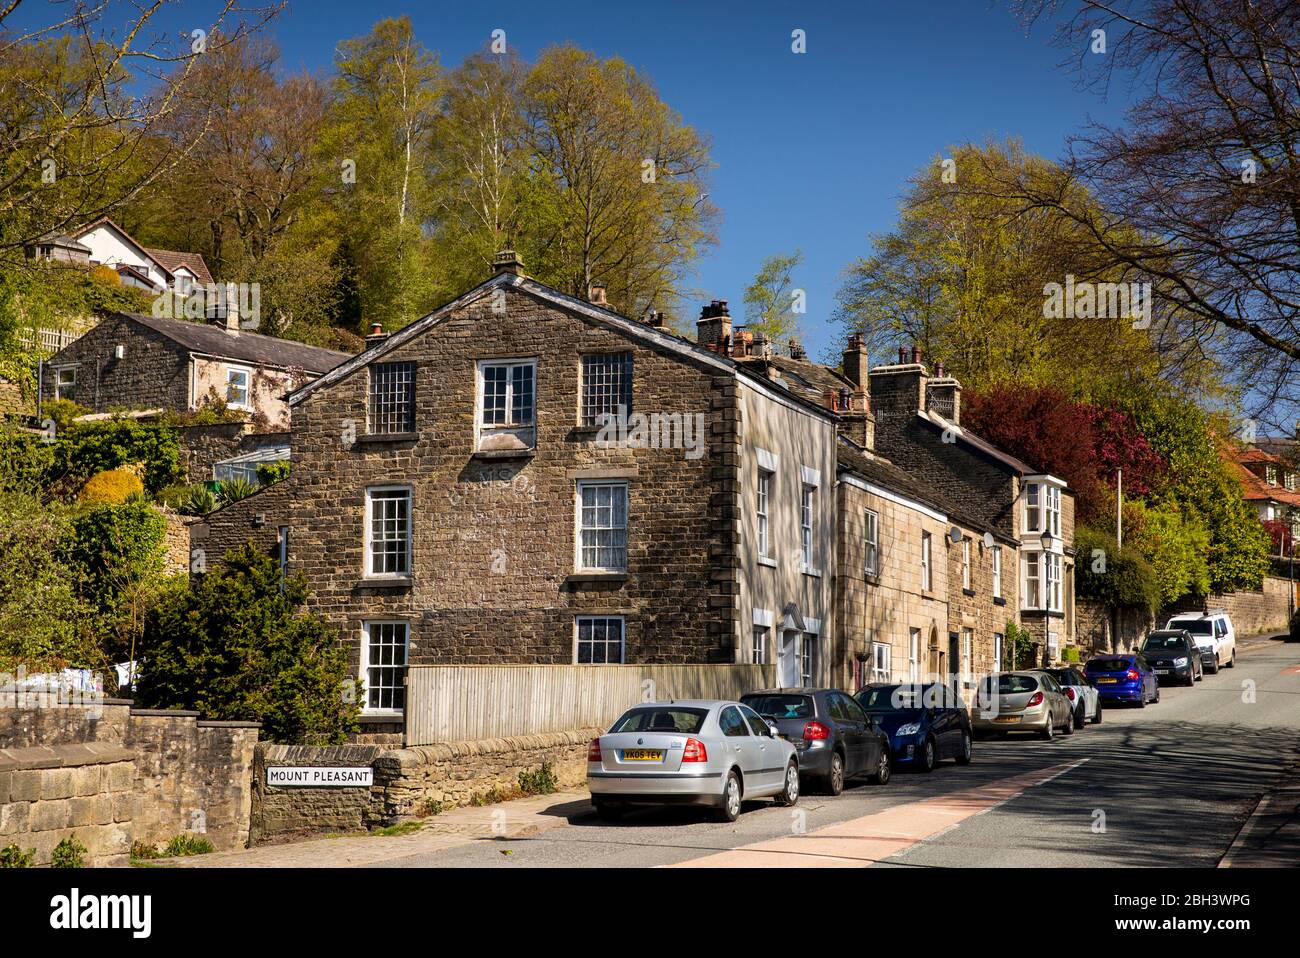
[0,0,282,257]
[1006,0,1300,434]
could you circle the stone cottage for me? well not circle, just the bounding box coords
[211,254,839,738]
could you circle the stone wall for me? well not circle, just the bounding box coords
[189,478,289,570]
[177,422,290,484]
[1076,598,1154,655]
[0,698,258,866]
[1165,576,1293,637]
[39,314,190,414]
[250,728,599,842]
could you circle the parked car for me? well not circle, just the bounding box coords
[1165,609,1237,672]
[1041,666,1103,727]
[972,671,1074,739]
[741,688,891,793]
[1140,630,1204,685]
[587,700,800,822]
[855,682,973,770]
[1083,654,1160,707]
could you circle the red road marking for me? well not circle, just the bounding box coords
[668,759,1090,868]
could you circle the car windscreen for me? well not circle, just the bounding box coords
[1086,658,1132,671]
[1170,620,1212,634]
[980,674,1038,695]
[610,707,708,734]
[740,694,813,719]
[1143,635,1188,650]
[857,685,928,711]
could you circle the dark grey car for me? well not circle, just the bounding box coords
[1140,630,1204,685]
[740,688,891,795]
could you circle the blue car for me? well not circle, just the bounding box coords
[855,683,972,772]
[1083,654,1160,707]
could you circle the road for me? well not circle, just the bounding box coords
[364,638,1300,868]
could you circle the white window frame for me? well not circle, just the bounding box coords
[992,545,1002,599]
[799,632,816,685]
[475,358,537,450]
[993,632,1004,671]
[756,469,772,558]
[864,508,879,577]
[961,628,972,684]
[1046,552,1063,612]
[364,485,412,579]
[360,620,409,716]
[1024,552,1042,610]
[575,480,629,573]
[575,615,626,664]
[921,531,932,592]
[53,364,77,401]
[961,537,971,590]
[1045,485,1061,537]
[871,641,891,684]
[908,628,921,682]
[225,364,252,410]
[800,483,815,571]
[752,625,769,665]
[1024,482,1041,533]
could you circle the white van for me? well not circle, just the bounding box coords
[1164,610,1237,673]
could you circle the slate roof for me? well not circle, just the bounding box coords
[117,312,352,374]
[836,438,1018,546]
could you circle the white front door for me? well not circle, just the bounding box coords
[778,630,800,687]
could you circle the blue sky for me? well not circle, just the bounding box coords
[22,0,1136,358]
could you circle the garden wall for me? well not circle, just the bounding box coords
[0,697,258,866]
[1165,575,1293,637]
[250,727,599,843]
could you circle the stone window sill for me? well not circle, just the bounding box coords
[962,588,977,597]
[757,556,778,568]
[357,576,414,590]
[472,447,536,461]
[994,596,1007,606]
[358,431,420,444]
[565,571,628,587]
[802,567,823,579]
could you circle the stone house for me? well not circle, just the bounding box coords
[227,255,838,738]
[39,310,350,434]
[867,348,1077,663]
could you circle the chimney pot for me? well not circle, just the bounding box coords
[898,346,907,364]
[588,283,607,305]
[697,299,733,352]
[789,338,806,361]
[910,344,922,365]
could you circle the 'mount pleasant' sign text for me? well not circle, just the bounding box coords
[267,766,373,787]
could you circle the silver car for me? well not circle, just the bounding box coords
[587,700,800,822]
[971,671,1074,740]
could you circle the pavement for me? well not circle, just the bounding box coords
[160,632,1300,868]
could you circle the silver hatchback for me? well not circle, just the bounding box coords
[587,700,800,822]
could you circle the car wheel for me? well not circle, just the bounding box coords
[1075,703,1087,730]
[1153,683,1160,704]
[1041,718,1054,740]
[773,761,800,807]
[1208,657,1220,675]
[717,770,742,823]
[1226,648,1236,668]
[871,744,891,785]
[1092,700,1103,724]
[824,751,846,796]
[956,730,972,765]
[918,736,937,772]
[1062,708,1074,735]
[1136,691,1146,708]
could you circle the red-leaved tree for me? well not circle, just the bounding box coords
[963,385,1165,522]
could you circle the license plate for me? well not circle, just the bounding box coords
[1097,677,1118,684]
[1155,669,1169,675]
[994,716,1020,723]
[621,749,664,761]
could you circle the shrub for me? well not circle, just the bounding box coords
[54,419,183,494]
[1074,525,1161,613]
[42,398,88,434]
[136,543,360,744]
[1062,646,1081,664]
[218,477,258,504]
[130,840,161,860]
[0,843,35,868]
[52,834,87,868]
[256,460,291,485]
[518,762,559,796]
[78,468,145,505]
[184,485,218,516]
[0,428,56,495]
[163,834,214,856]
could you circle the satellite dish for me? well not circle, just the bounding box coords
[983,532,995,550]
[948,526,962,545]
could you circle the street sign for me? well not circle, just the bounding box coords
[266,766,373,787]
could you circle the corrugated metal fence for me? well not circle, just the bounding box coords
[405,664,775,746]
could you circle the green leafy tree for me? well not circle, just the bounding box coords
[53,420,183,495]
[137,544,360,744]
[742,251,804,343]
[1123,499,1210,605]
[1074,525,1161,614]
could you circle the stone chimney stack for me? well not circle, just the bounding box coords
[696,300,732,353]
[644,308,666,328]
[789,339,807,361]
[925,370,962,425]
[365,321,388,350]
[587,283,607,305]
[842,333,868,389]
[492,249,524,276]
[868,342,928,429]
[221,282,240,334]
